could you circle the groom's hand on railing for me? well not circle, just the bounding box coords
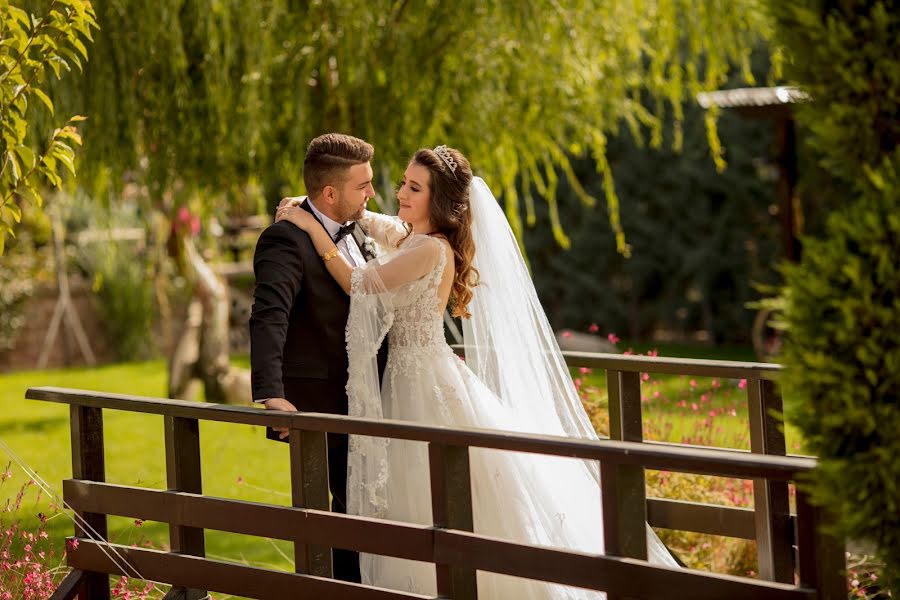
[262,397,298,439]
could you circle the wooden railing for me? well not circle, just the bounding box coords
[30,351,845,600]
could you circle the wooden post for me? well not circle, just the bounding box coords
[70,405,110,599]
[164,416,207,600]
[796,489,846,600]
[289,429,332,577]
[430,442,477,599]
[603,370,647,600]
[747,378,793,582]
[775,116,800,262]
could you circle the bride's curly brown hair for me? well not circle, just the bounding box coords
[406,146,479,318]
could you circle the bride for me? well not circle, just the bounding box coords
[276,145,677,597]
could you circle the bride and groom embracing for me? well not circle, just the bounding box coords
[249,133,677,598]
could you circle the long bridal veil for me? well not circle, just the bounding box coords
[462,176,677,566]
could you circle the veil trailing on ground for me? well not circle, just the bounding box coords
[462,176,676,565]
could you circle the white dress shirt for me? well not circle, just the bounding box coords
[305,198,364,267]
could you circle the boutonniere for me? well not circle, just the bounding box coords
[362,236,378,259]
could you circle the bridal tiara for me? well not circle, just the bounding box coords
[433,145,458,176]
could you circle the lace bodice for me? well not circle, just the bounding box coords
[385,246,447,351]
[355,211,449,352]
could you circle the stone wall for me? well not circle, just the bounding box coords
[0,278,248,373]
[0,280,115,372]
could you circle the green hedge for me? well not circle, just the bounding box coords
[768,0,900,589]
[778,167,900,585]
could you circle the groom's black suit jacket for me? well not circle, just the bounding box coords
[249,201,382,582]
[250,201,354,408]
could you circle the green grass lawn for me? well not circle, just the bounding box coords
[1,358,294,598]
[0,344,805,595]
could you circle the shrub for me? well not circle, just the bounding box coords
[766,0,900,589]
[776,174,900,588]
[1,464,64,598]
[90,243,156,361]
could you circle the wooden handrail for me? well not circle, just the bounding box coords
[451,345,783,378]
[27,386,815,480]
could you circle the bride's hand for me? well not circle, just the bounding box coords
[277,196,304,210]
[275,203,318,232]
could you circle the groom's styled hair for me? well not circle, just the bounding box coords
[303,133,374,200]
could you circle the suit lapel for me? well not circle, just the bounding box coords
[350,225,377,263]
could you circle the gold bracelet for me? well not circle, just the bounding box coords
[321,246,340,262]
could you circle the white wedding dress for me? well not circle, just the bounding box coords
[344,178,677,598]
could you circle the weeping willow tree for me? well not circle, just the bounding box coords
[36,0,772,401]
[44,0,775,248]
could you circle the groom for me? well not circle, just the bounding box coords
[249,133,378,583]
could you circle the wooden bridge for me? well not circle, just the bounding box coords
[29,351,846,599]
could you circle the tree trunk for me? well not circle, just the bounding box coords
[167,238,250,405]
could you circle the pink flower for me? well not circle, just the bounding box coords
[691,403,698,411]
[175,206,201,236]
[607,333,620,344]
[689,379,697,388]
[709,410,716,418]
[588,323,599,333]
[738,378,747,390]
[641,373,650,382]
[579,367,591,374]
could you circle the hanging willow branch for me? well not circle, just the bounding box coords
[40,0,772,251]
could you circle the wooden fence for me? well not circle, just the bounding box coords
[29,350,845,600]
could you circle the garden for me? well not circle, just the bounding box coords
[2,0,898,598]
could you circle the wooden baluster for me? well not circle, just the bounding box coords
[603,370,647,600]
[70,405,110,599]
[430,442,478,599]
[289,429,332,576]
[747,378,793,582]
[164,416,206,600]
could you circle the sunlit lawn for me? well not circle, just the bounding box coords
[1,344,804,592]
[1,357,294,599]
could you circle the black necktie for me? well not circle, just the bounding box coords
[333,222,356,243]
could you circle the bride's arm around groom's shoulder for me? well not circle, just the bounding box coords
[360,234,446,292]
[275,203,447,297]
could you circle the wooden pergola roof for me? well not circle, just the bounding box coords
[696,86,808,119]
